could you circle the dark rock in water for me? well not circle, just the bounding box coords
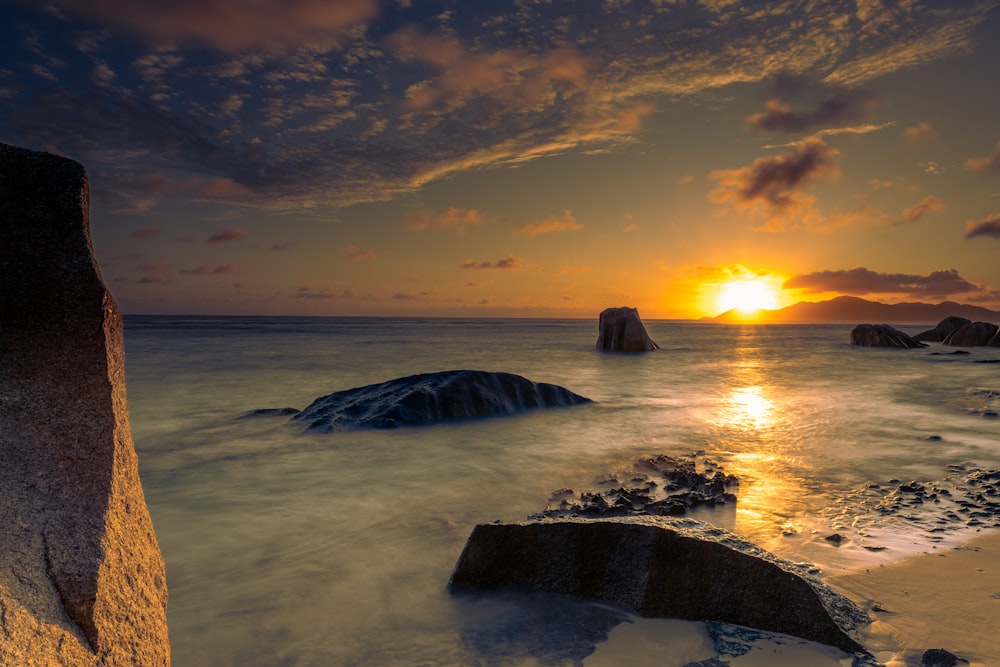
[0,143,169,664]
[292,369,591,432]
[915,316,972,342]
[595,306,658,352]
[921,647,965,666]
[240,407,301,418]
[850,323,927,348]
[824,533,846,545]
[449,517,870,654]
[531,453,738,520]
[944,321,1000,347]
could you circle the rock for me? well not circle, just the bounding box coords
[239,407,301,418]
[850,324,927,348]
[921,647,965,666]
[944,322,1000,347]
[0,143,169,665]
[595,306,658,352]
[449,517,870,655]
[914,316,972,342]
[292,369,591,432]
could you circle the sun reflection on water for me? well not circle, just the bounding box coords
[718,385,775,430]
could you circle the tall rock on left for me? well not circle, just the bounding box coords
[0,143,170,665]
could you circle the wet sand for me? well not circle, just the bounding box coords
[828,530,1000,666]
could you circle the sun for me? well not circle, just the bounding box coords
[715,278,781,315]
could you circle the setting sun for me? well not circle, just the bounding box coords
[715,278,782,314]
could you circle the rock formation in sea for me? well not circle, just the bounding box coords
[850,323,927,348]
[0,143,170,665]
[595,306,658,352]
[914,316,972,342]
[292,369,591,432]
[943,321,1000,347]
[449,517,870,655]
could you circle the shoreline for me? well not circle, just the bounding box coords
[827,528,1000,666]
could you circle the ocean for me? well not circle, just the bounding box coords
[122,316,1000,666]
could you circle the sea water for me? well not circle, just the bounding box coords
[123,316,1000,666]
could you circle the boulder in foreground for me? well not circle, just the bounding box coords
[914,316,972,342]
[292,369,591,432]
[595,306,658,352]
[0,143,169,665]
[449,517,870,655]
[850,323,927,348]
[943,321,1000,347]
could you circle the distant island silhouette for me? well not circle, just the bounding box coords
[710,295,1000,324]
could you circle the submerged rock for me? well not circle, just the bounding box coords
[0,143,169,665]
[914,316,972,342]
[943,321,1000,347]
[850,323,927,348]
[449,517,870,654]
[595,306,658,352]
[239,407,301,418]
[292,369,591,432]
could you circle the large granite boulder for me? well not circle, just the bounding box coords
[449,517,870,655]
[850,323,926,348]
[0,143,170,665]
[943,321,1000,347]
[914,316,972,342]
[292,369,591,432]
[595,306,658,352]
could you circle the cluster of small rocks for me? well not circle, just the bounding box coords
[530,453,738,520]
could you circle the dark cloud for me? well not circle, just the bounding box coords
[965,213,1000,239]
[461,256,523,270]
[289,287,357,300]
[127,227,160,239]
[747,76,881,134]
[133,263,173,283]
[964,141,1000,174]
[783,267,982,298]
[206,228,246,243]
[708,137,840,231]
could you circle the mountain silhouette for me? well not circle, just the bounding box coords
[712,295,1000,324]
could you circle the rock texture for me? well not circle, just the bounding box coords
[449,517,870,654]
[595,307,658,352]
[292,369,591,432]
[0,143,169,665]
[943,321,1000,347]
[850,323,926,348]
[914,316,972,342]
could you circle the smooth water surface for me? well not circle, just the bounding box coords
[123,317,1000,666]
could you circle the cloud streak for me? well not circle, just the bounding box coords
[966,213,1000,239]
[514,210,581,237]
[964,141,1000,174]
[461,256,524,271]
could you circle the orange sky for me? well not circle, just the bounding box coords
[4,1,1000,319]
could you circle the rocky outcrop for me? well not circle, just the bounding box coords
[595,307,658,352]
[850,323,927,348]
[914,316,972,342]
[449,517,870,655]
[292,370,591,432]
[943,321,1000,347]
[0,143,169,665]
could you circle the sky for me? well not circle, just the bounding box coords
[3,0,1000,319]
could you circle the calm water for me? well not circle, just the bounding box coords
[123,317,1000,666]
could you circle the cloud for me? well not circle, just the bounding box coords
[269,242,293,251]
[340,244,376,261]
[180,264,240,275]
[900,196,945,224]
[746,82,881,134]
[964,141,1000,174]
[903,121,940,146]
[52,0,381,53]
[965,213,1000,239]
[514,210,581,237]
[708,137,840,231]
[783,267,982,298]
[206,228,246,243]
[290,287,358,300]
[134,263,173,283]
[128,227,160,240]
[461,256,524,270]
[406,207,489,234]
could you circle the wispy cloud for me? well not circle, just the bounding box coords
[514,210,581,237]
[899,196,945,224]
[964,140,1000,174]
[180,264,240,275]
[903,121,941,146]
[746,78,881,135]
[206,228,246,243]
[461,256,523,270]
[406,207,489,234]
[340,244,376,261]
[128,227,160,240]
